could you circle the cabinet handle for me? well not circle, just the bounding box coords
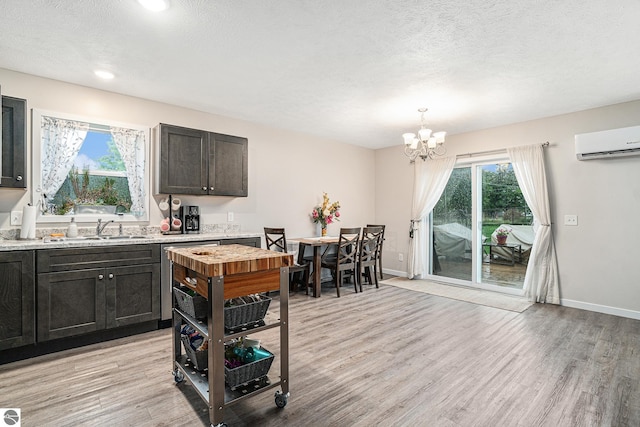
[98,274,104,280]
[210,187,214,191]
[108,273,114,279]
[202,187,207,191]
[16,175,23,181]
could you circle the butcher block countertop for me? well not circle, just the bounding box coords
[166,244,293,276]
[166,244,293,299]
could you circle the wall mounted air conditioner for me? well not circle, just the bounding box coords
[575,125,640,160]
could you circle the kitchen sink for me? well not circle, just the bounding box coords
[44,235,148,243]
[65,236,103,241]
[102,235,148,240]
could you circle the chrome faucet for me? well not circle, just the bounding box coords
[96,219,115,236]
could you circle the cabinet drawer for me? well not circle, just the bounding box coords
[37,244,160,273]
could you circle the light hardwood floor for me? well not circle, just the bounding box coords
[1,282,639,426]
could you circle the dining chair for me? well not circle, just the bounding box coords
[358,226,384,290]
[367,224,385,280]
[264,227,310,292]
[320,227,361,297]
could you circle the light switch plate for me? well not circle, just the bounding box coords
[10,210,23,226]
[564,214,578,226]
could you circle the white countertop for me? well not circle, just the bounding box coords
[0,232,262,251]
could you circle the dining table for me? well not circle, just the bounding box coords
[290,236,339,297]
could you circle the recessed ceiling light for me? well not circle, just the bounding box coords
[94,70,115,80]
[138,0,169,12]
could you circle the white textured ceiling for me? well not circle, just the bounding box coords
[1,0,640,149]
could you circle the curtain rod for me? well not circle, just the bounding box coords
[456,141,549,159]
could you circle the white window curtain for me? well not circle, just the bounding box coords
[408,156,456,279]
[40,116,89,201]
[507,144,560,304]
[110,127,146,217]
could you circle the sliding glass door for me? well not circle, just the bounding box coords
[431,166,473,281]
[430,157,530,290]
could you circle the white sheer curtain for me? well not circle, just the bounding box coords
[110,127,146,217]
[507,144,560,304]
[408,156,456,279]
[40,116,89,200]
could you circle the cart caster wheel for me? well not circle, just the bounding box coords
[211,423,227,427]
[173,370,184,383]
[275,391,289,408]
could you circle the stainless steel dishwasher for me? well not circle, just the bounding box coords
[160,240,220,320]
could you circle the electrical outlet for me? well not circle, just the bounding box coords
[564,214,578,226]
[10,210,23,226]
[398,253,403,262]
[227,211,234,222]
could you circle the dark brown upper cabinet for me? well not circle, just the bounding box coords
[157,123,248,196]
[1,96,27,189]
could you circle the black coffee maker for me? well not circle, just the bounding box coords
[180,205,200,234]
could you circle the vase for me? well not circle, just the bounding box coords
[496,235,507,245]
[321,226,327,237]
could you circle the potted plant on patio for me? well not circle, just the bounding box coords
[495,227,510,245]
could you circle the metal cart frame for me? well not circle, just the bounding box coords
[169,246,290,427]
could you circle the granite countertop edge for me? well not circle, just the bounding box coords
[0,232,263,251]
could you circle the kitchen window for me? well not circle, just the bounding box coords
[32,109,150,223]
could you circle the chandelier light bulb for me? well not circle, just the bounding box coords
[403,133,416,146]
[418,127,432,141]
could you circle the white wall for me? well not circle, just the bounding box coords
[0,68,375,238]
[4,67,639,318]
[376,100,640,317]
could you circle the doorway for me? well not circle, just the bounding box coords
[430,157,531,291]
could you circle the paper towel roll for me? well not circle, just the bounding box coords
[20,206,37,239]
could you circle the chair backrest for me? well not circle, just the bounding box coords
[264,227,287,253]
[367,224,385,252]
[366,224,385,240]
[360,226,383,266]
[335,227,361,271]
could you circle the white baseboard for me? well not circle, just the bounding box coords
[381,268,640,321]
[561,298,640,321]
[382,268,407,278]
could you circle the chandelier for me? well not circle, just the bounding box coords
[402,108,446,161]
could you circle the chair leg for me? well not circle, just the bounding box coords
[378,255,383,280]
[354,268,360,293]
[371,265,379,288]
[303,268,310,295]
[335,270,341,297]
[361,266,371,288]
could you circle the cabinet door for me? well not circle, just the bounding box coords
[1,96,27,188]
[37,269,106,341]
[159,124,208,194]
[0,251,35,350]
[106,263,161,328]
[209,132,248,196]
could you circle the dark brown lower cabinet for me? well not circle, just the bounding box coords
[220,237,260,247]
[37,245,160,342]
[0,251,35,350]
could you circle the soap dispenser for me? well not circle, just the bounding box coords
[67,217,78,238]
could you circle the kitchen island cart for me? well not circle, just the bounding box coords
[166,244,292,427]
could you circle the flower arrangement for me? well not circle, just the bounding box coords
[495,227,511,237]
[311,192,340,235]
